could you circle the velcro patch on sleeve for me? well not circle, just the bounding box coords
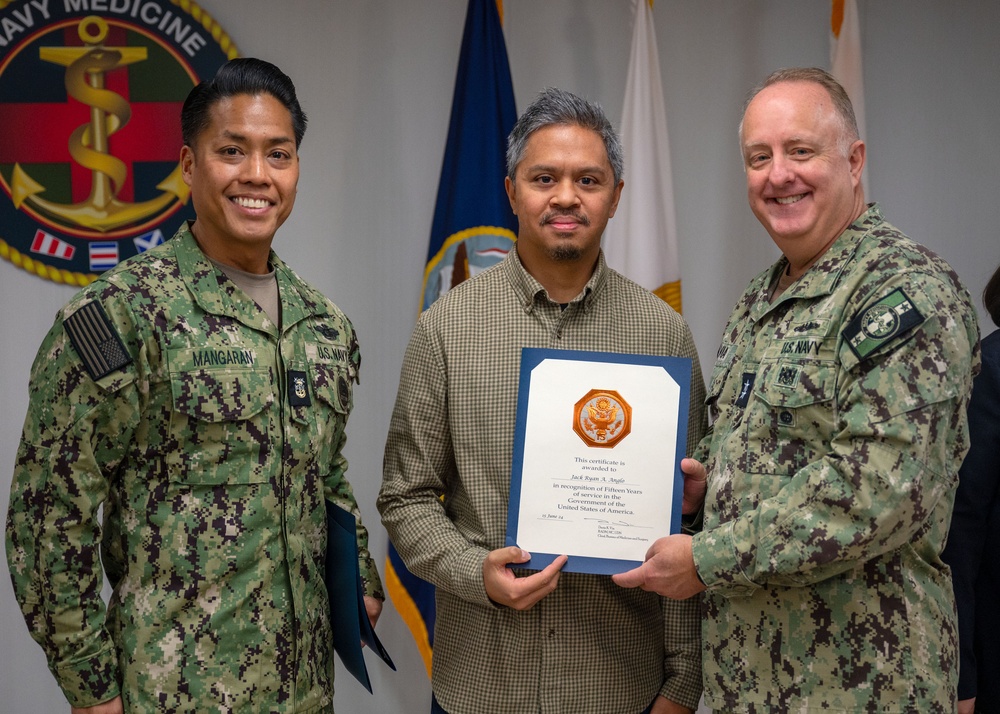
[844,288,924,360]
[63,301,133,381]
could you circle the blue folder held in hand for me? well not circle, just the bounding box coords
[325,501,396,693]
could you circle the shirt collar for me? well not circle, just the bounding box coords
[172,221,325,332]
[768,202,885,301]
[501,246,608,313]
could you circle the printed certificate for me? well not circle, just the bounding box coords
[506,348,691,575]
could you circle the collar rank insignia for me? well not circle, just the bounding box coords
[844,288,924,360]
[288,370,310,407]
[735,372,756,408]
[63,300,132,380]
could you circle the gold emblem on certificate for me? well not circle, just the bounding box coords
[573,389,632,448]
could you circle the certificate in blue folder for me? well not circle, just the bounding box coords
[506,348,691,575]
[325,501,396,693]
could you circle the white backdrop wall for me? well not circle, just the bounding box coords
[2,2,998,712]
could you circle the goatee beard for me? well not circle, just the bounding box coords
[550,245,583,261]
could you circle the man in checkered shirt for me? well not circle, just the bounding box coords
[379,87,707,714]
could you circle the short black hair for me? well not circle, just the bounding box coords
[181,57,307,148]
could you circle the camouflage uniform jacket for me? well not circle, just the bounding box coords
[5,224,383,713]
[690,205,980,712]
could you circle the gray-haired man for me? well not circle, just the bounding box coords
[379,87,707,714]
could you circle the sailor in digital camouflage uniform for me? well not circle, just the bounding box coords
[5,58,383,713]
[614,68,979,712]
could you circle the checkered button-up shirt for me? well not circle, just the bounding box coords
[380,248,707,714]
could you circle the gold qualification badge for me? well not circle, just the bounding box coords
[573,389,632,449]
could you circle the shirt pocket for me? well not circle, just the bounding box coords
[744,359,836,478]
[288,361,352,447]
[166,366,275,485]
[755,359,836,411]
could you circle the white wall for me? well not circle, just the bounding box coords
[2,1,998,712]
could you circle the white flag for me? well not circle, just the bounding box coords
[831,0,869,184]
[603,0,682,314]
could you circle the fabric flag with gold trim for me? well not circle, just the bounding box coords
[831,0,869,184]
[602,0,682,314]
[385,0,517,678]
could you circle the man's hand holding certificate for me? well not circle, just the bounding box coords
[482,547,569,610]
[505,348,692,575]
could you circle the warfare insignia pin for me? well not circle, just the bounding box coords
[573,389,631,449]
[0,1,238,286]
[775,364,800,389]
[315,324,339,341]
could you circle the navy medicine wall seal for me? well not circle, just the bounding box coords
[0,0,236,285]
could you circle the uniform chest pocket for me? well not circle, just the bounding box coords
[166,367,275,485]
[288,361,352,448]
[753,360,836,432]
[730,360,837,482]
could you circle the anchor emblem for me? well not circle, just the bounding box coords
[10,16,189,233]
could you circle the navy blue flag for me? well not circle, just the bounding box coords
[385,0,518,678]
[419,0,518,311]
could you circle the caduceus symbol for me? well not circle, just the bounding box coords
[10,16,189,232]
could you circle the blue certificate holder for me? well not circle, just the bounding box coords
[325,501,396,693]
[506,348,691,575]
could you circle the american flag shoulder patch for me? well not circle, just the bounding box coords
[63,301,133,381]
